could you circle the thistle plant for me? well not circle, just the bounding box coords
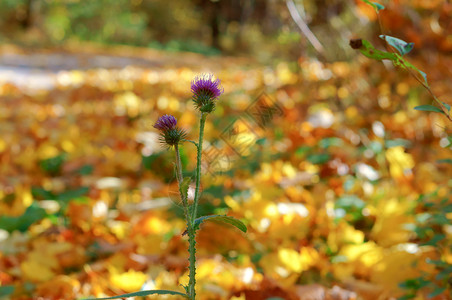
[88,74,246,300]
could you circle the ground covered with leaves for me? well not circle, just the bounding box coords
[0,36,451,300]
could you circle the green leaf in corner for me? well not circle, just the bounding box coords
[379,35,414,56]
[193,215,247,233]
[414,105,444,114]
[84,289,188,299]
[179,177,191,200]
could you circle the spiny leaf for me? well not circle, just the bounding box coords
[379,35,414,56]
[414,105,444,114]
[362,0,385,12]
[179,177,191,200]
[84,289,188,299]
[193,215,247,233]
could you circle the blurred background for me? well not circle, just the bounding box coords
[0,0,452,299]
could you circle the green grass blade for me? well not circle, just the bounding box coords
[414,105,444,114]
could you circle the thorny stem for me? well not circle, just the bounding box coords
[174,145,197,300]
[375,13,452,122]
[192,112,207,221]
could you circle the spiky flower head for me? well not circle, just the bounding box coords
[153,114,186,147]
[191,73,224,113]
[154,114,177,131]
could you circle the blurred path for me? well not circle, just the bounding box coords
[0,45,249,93]
[0,51,159,91]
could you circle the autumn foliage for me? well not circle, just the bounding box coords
[1,1,452,300]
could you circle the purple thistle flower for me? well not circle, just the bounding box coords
[153,114,177,132]
[191,73,224,113]
[153,114,186,147]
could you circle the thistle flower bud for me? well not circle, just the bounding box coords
[153,114,186,147]
[191,73,224,113]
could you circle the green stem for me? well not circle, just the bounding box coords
[183,139,198,148]
[376,13,452,122]
[175,145,197,300]
[186,223,197,300]
[192,113,207,222]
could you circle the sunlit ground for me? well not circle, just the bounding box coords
[1,1,452,299]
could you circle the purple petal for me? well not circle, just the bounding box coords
[191,73,224,99]
[153,114,177,131]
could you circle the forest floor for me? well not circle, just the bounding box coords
[0,43,451,300]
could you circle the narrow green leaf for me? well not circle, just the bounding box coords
[58,187,90,202]
[392,54,428,85]
[77,164,94,175]
[436,266,452,280]
[372,2,385,10]
[380,35,414,56]
[385,139,412,148]
[414,105,444,114]
[422,234,446,246]
[84,289,188,299]
[0,203,46,233]
[428,286,446,298]
[31,186,55,199]
[306,153,331,164]
[437,159,452,164]
[179,177,191,200]
[443,102,451,112]
[357,40,398,61]
[194,215,247,233]
[427,259,449,267]
[362,0,385,12]
[419,70,428,86]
